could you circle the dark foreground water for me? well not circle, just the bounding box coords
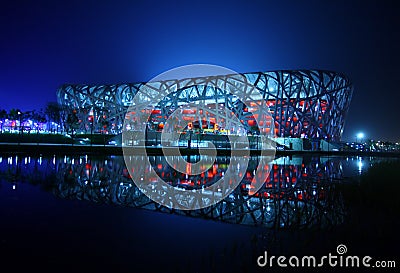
[0,154,399,273]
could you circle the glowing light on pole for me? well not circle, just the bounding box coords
[356,132,364,143]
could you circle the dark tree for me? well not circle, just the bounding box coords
[0,109,7,132]
[8,108,22,131]
[31,110,47,132]
[8,108,21,121]
[45,102,62,132]
[0,109,7,120]
[66,110,80,134]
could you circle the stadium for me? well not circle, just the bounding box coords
[57,70,353,149]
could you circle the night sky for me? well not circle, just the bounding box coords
[1,0,399,141]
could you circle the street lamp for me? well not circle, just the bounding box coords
[88,115,94,146]
[356,132,364,151]
[17,111,22,133]
[356,132,364,143]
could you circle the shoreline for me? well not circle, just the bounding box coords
[1,143,400,157]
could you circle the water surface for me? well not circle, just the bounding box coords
[0,154,398,272]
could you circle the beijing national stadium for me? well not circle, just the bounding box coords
[57,70,353,151]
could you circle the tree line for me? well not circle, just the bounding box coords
[0,102,63,132]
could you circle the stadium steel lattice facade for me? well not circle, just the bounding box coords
[57,70,353,142]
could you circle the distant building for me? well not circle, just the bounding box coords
[57,70,353,142]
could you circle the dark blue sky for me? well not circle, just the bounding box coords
[1,0,399,141]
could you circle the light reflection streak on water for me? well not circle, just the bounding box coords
[358,157,363,174]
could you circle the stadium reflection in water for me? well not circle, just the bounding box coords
[1,154,350,229]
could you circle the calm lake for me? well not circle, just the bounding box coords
[0,153,399,272]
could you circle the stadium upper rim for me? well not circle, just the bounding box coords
[57,69,352,88]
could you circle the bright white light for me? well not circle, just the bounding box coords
[357,132,364,139]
